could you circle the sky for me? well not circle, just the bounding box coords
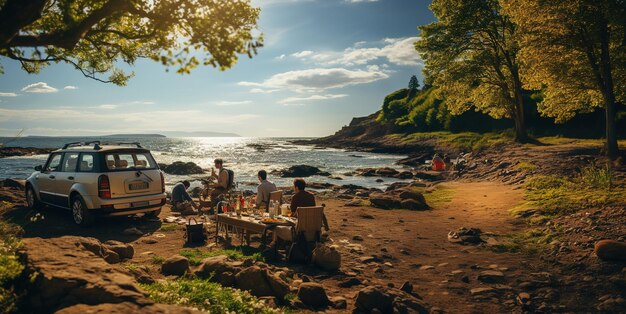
[0,0,435,137]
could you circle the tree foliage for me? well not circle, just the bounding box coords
[415,0,529,141]
[408,75,419,90]
[0,0,263,85]
[502,0,625,157]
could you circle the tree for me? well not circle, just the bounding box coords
[415,0,529,142]
[502,0,625,158]
[0,0,263,85]
[407,75,420,99]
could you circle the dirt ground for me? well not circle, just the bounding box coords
[4,180,551,313]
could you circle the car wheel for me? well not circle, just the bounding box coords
[71,195,94,226]
[26,186,40,209]
[144,207,161,219]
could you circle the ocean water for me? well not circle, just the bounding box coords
[0,137,411,191]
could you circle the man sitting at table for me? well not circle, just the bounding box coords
[267,178,328,251]
[209,158,230,205]
[171,180,201,213]
[256,170,277,208]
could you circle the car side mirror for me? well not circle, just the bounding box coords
[34,165,43,172]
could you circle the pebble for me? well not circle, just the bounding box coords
[419,265,435,270]
[478,270,506,283]
[352,235,364,241]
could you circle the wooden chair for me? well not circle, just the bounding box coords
[269,190,283,205]
[286,206,324,262]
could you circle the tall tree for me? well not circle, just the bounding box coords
[407,75,420,99]
[0,0,262,85]
[503,0,625,158]
[415,0,529,142]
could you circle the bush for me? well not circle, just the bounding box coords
[179,248,263,266]
[0,202,24,313]
[141,278,281,313]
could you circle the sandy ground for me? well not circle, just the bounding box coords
[4,180,548,313]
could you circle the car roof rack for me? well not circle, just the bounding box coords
[62,141,102,150]
[101,142,143,148]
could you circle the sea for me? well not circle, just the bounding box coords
[0,136,411,191]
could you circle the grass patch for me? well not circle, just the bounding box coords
[385,130,513,152]
[179,248,264,266]
[159,223,178,232]
[516,161,537,172]
[491,229,558,255]
[422,186,455,208]
[151,255,165,265]
[0,201,24,313]
[140,277,281,313]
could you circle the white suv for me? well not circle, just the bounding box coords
[25,141,166,226]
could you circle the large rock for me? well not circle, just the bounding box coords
[277,165,331,177]
[311,244,341,271]
[103,240,135,260]
[375,167,399,177]
[355,285,429,314]
[20,236,164,313]
[594,240,626,261]
[56,302,201,313]
[235,266,290,300]
[297,282,329,309]
[369,187,428,211]
[194,255,242,285]
[161,255,189,276]
[162,161,204,175]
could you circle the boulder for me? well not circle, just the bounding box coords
[386,182,410,192]
[369,192,402,209]
[355,286,429,314]
[311,244,341,271]
[297,282,329,309]
[194,255,241,282]
[127,266,155,285]
[103,248,121,264]
[375,167,399,177]
[369,187,429,211]
[395,171,414,179]
[20,236,160,313]
[401,199,429,211]
[594,240,626,261]
[235,266,289,300]
[163,161,204,175]
[161,255,189,276]
[278,165,331,177]
[103,240,134,260]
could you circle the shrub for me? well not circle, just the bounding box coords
[0,202,24,313]
[179,248,263,266]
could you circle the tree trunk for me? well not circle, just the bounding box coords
[511,74,529,143]
[598,19,619,159]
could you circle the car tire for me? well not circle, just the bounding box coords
[145,207,161,219]
[71,195,94,226]
[25,185,41,209]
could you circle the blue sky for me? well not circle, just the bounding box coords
[0,0,434,137]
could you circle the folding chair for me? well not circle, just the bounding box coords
[286,206,324,262]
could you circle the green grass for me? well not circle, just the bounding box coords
[491,229,558,255]
[151,255,165,265]
[516,161,538,172]
[179,248,264,266]
[0,201,24,313]
[422,185,455,208]
[159,223,178,232]
[385,130,513,152]
[140,278,282,313]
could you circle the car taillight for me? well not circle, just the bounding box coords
[98,175,111,198]
[160,171,165,193]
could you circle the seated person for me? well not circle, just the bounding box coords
[268,178,329,249]
[209,158,230,205]
[171,180,200,212]
[256,170,277,208]
[432,153,445,171]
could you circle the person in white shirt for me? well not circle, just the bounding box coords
[255,170,277,208]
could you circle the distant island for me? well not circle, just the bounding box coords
[24,131,241,138]
[105,134,166,138]
[160,131,241,137]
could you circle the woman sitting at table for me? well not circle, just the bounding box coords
[266,178,328,251]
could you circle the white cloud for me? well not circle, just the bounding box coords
[276,54,286,60]
[0,92,18,97]
[215,100,252,106]
[291,37,422,67]
[250,88,279,94]
[63,86,78,90]
[90,100,154,110]
[238,67,389,92]
[96,104,118,110]
[21,82,58,93]
[279,94,348,104]
[291,50,314,58]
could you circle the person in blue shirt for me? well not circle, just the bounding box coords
[171,180,200,211]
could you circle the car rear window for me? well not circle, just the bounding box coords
[105,152,156,170]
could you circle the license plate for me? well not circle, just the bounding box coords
[129,182,148,190]
[131,201,149,207]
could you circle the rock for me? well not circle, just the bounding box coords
[396,153,431,167]
[330,296,348,309]
[194,255,241,280]
[103,248,121,264]
[594,240,626,261]
[414,171,444,181]
[353,235,364,241]
[127,267,155,285]
[345,199,363,207]
[103,240,134,260]
[338,277,362,288]
[386,182,410,192]
[359,213,375,219]
[376,179,384,183]
[370,187,428,211]
[56,302,202,313]
[122,227,144,236]
[297,282,329,309]
[470,287,496,296]
[395,171,414,179]
[478,270,505,283]
[375,167,399,177]
[400,281,413,293]
[20,236,171,313]
[161,255,189,276]
[517,292,531,305]
[162,161,204,175]
[235,266,290,300]
[311,245,341,271]
[277,165,330,177]
[355,286,429,314]
[447,227,483,245]
[401,199,429,211]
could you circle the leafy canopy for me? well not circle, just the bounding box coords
[0,0,263,85]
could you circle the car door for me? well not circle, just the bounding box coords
[54,152,80,207]
[38,153,64,205]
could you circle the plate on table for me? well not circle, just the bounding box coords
[260,218,293,226]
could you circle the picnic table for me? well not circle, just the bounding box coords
[215,213,295,246]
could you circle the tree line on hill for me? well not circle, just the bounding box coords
[403,0,625,158]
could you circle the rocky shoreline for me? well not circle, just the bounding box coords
[0,147,53,158]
